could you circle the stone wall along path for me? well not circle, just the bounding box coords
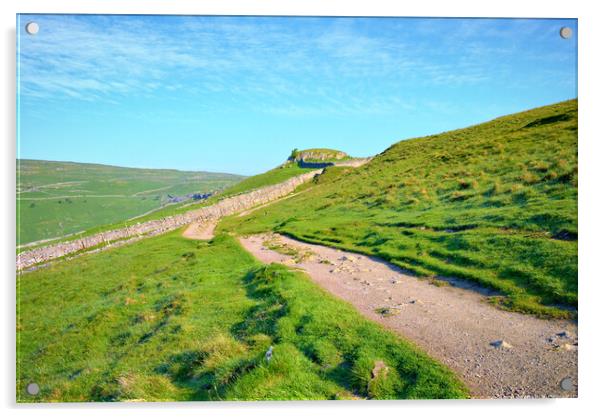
[17,170,322,271]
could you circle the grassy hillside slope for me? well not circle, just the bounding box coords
[221,100,578,318]
[17,231,467,401]
[17,160,243,245]
[215,163,316,199]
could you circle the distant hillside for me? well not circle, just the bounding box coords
[87,150,364,229]
[222,100,578,318]
[17,160,244,245]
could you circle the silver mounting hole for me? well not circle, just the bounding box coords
[25,22,39,35]
[26,382,40,395]
[559,27,572,39]
[560,377,573,391]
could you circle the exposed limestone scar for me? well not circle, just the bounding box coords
[17,170,322,271]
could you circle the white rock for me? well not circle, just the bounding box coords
[560,343,577,351]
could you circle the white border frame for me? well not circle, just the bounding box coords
[3,1,600,416]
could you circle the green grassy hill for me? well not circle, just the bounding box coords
[221,100,578,318]
[17,231,467,401]
[17,160,244,245]
[215,163,316,199]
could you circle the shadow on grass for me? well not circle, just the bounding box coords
[155,266,366,400]
[151,269,269,401]
[230,267,365,398]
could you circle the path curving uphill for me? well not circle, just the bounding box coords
[239,233,578,399]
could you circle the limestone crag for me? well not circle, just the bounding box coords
[291,149,347,162]
[17,169,322,271]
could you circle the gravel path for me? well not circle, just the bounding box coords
[239,233,578,399]
[182,220,217,240]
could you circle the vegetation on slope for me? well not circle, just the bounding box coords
[220,100,578,318]
[17,160,243,245]
[215,163,316,199]
[17,231,467,401]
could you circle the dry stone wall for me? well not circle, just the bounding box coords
[297,157,372,169]
[17,169,322,271]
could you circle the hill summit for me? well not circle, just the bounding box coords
[288,148,348,162]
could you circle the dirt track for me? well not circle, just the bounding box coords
[182,220,217,240]
[239,233,578,399]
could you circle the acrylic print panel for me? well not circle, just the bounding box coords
[16,14,577,402]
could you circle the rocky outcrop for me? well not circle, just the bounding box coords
[17,169,322,271]
[290,149,348,162]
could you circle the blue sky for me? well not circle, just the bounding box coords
[17,15,577,176]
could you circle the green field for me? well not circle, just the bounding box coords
[17,231,467,402]
[221,100,578,318]
[108,162,316,223]
[17,160,244,245]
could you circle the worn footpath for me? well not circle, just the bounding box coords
[239,233,578,399]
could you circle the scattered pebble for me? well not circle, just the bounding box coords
[558,343,577,351]
[339,255,357,263]
[371,360,389,379]
[490,340,513,349]
[265,345,274,362]
[374,307,399,317]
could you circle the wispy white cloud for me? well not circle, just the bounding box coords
[18,15,575,116]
